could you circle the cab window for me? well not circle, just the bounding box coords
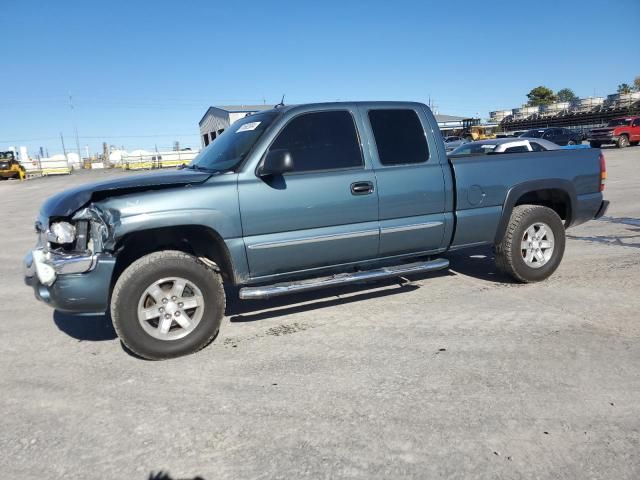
[270,110,363,173]
[368,109,430,165]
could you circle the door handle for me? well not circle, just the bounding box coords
[351,181,374,195]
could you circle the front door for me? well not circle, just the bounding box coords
[238,108,379,280]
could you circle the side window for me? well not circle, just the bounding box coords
[203,134,210,146]
[270,110,363,172]
[633,118,640,127]
[368,109,429,165]
[503,145,529,153]
[529,142,545,152]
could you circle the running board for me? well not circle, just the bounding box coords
[239,258,450,300]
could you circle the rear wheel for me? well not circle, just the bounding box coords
[617,135,629,148]
[567,140,576,146]
[111,250,225,360]
[495,205,566,283]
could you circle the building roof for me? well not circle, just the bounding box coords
[215,104,273,113]
[199,104,273,126]
[434,114,466,123]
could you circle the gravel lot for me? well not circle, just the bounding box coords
[1,148,639,479]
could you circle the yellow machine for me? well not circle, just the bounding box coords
[461,118,498,141]
[0,151,26,181]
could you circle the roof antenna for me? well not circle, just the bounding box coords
[275,94,285,108]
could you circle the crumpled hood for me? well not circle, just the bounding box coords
[40,169,212,219]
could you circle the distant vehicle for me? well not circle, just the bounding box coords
[519,128,582,146]
[443,136,468,152]
[448,138,560,156]
[588,116,640,148]
[0,151,26,180]
[460,118,498,141]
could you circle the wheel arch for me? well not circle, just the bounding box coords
[110,224,237,291]
[494,179,576,244]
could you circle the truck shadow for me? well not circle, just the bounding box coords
[53,310,117,341]
[52,246,511,339]
[227,246,512,323]
[445,246,514,284]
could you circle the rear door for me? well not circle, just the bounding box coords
[361,106,447,257]
[238,108,379,280]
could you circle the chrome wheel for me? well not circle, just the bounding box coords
[137,277,205,340]
[521,222,555,269]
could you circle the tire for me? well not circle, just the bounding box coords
[617,135,629,148]
[589,142,601,148]
[567,140,576,146]
[111,250,225,360]
[495,205,566,283]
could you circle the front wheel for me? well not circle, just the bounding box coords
[617,135,629,148]
[567,140,576,146]
[111,250,225,360]
[495,205,566,283]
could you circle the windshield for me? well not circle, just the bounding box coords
[189,112,279,171]
[0,152,15,160]
[607,119,632,127]
[521,130,545,138]
[450,143,497,156]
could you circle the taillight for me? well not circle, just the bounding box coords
[599,152,607,192]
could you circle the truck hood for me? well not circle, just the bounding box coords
[40,169,212,219]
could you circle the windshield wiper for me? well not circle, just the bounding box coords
[186,164,220,173]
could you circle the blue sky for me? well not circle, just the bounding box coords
[1,0,638,156]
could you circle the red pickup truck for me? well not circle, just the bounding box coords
[589,116,640,148]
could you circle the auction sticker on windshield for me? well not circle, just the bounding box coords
[236,122,261,133]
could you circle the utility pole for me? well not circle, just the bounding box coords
[60,132,67,159]
[69,93,83,167]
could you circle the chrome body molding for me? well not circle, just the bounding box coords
[247,229,379,250]
[380,221,443,234]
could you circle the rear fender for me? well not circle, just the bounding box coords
[494,179,576,244]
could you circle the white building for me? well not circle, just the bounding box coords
[199,105,272,147]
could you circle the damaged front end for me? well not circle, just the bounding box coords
[24,204,117,313]
[25,204,114,286]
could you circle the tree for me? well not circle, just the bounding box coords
[634,76,640,92]
[617,83,632,94]
[556,88,578,103]
[526,86,557,106]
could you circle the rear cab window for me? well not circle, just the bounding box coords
[503,145,530,153]
[368,109,430,166]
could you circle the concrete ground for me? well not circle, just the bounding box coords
[1,148,639,479]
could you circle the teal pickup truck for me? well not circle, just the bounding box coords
[24,102,608,359]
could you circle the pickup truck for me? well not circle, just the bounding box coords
[24,102,609,359]
[588,116,640,148]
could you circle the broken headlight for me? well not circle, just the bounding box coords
[47,221,76,244]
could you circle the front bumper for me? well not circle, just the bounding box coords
[24,248,116,313]
[588,135,618,144]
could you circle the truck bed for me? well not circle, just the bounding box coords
[448,148,603,249]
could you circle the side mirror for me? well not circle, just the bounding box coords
[258,149,294,176]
